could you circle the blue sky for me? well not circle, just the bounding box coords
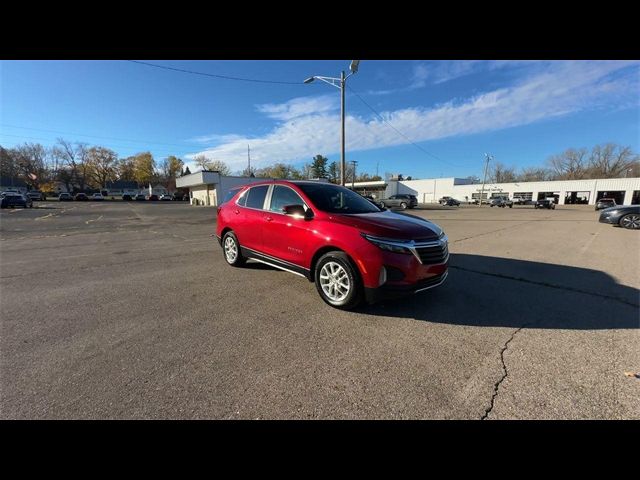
[1,60,638,178]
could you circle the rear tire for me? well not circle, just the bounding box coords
[222,231,246,267]
[314,252,363,310]
[380,201,386,209]
[400,202,407,210]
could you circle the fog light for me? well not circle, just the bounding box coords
[379,266,387,286]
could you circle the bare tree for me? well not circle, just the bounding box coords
[490,161,517,183]
[547,148,587,180]
[52,139,91,191]
[518,167,553,182]
[12,143,51,190]
[586,143,639,178]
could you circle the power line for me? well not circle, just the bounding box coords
[346,84,462,168]
[128,60,305,85]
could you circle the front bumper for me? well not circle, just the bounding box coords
[598,213,618,224]
[364,269,448,304]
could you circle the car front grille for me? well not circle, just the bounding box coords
[414,243,448,265]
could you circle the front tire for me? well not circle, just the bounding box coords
[222,231,246,266]
[620,213,640,230]
[379,201,386,209]
[314,252,363,310]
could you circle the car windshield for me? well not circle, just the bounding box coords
[297,183,381,214]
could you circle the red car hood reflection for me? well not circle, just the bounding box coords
[329,211,442,241]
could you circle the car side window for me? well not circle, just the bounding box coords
[245,185,269,210]
[236,189,247,206]
[269,185,305,213]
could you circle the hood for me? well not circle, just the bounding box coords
[330,210,442,240]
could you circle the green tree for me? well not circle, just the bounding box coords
[310,155,328,178]
[184,166,191,175]
[327,161,339,183]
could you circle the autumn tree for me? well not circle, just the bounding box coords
[117,156,136,182]
[86,146,118,188]
[132,152,156,186]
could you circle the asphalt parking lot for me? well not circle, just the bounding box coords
[1,201,638,419]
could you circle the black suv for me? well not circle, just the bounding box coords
[379,194,418,210]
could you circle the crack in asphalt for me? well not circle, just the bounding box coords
[449,265,639,308]
[481,325,528,420]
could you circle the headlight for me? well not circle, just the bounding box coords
[362,234,412,254]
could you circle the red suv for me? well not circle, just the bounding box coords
[216,181,448,309]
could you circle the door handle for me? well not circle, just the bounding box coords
[265,216,273,222]
[234,209,240,214]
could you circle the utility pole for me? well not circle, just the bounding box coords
[247,144,251,173]
[480,153,492,206]
[350,160,358,189]
[340,71,346,186]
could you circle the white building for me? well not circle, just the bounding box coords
[176,171,271,206]
[383,177,640,206]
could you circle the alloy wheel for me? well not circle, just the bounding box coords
[621,214,640,229]
[319,261,351,302]
[224,236,238,262]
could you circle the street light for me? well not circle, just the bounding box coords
[304,60,360,186]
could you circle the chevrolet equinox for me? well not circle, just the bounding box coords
[216,181,448,309]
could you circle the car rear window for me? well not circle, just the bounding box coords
[245,185,269,209]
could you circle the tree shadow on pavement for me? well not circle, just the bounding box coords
[359,253,639,330]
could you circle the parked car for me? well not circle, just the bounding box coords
[438,196,453,205]
[216,181,448,309]
[378,194,418,210]
[598,205,640,230]
[1,193,33,209]
[443,198,461,207]
[58,192,73,201]
[26,191,44,201]
[74,193,88,201]
[595,198,617,211]
[160,194,173,201]
[135,194,146,201]
[91,193,104,201]
[490,197,513,208]
[534,199,556,209]
[122,194,133,201]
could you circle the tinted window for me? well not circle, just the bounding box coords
[297,183,380,214]
[245,185,269,209]
[222,188,240,205]
[270,185,305,212]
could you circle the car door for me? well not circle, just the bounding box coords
[234,185,269,252]
[260,185,310,267]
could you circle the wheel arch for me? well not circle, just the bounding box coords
[309,246,363,283]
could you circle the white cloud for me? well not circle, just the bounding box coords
[256,94,338,121]
[186,61,639,170]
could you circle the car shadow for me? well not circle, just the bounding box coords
[358,253,639,330]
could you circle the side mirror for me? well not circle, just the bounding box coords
[283,204,313,220]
